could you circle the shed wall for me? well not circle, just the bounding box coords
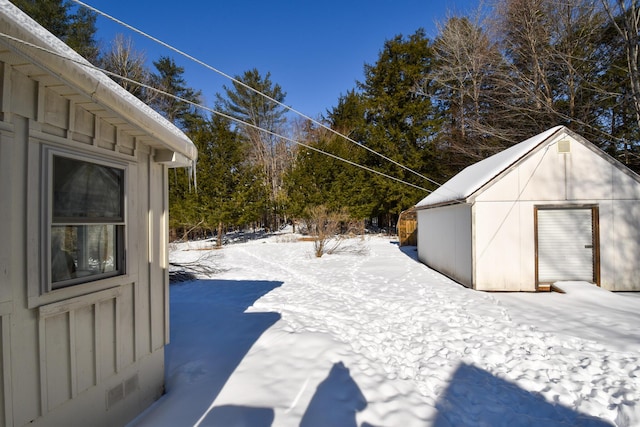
[0,60,169,426]
[472,201,536,291]
[417,204,472,287]
[471,133,640,291]
[599,201,640,290]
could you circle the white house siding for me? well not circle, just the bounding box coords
[417,204,472,287]
[0,57,170,426]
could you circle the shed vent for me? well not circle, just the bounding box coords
[557,139,571,153]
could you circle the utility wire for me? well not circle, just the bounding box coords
[71,0,447,190]
[0,31,431,192]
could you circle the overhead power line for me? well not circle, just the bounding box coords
[70,0,447,191]
[0,30,430,192]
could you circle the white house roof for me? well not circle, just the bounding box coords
[0,1,197,163]
[416,126,565,208]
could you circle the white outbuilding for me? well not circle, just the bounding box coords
[416,126,640,292]
[0,2,197,426]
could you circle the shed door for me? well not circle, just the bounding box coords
[537,208,595,283]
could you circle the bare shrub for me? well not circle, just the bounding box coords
[302,205,361,257]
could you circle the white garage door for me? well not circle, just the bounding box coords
[537,208,594,283]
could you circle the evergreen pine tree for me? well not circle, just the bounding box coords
[195,114,266,244]
[12,0,99,63]
[217,68,289,230]
[150,56,202,130]
[357,29,441,225]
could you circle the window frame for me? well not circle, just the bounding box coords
[43,147,128,292]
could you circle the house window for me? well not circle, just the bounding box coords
[49,154,125,289]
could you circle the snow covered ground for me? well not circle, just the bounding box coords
[129,231,640,427]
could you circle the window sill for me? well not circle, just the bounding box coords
[38,286,122,317]
[28,273,137,309]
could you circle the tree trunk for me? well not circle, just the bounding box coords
[216,221,224,247]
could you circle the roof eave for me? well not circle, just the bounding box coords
[0,2,197,162]
[415,198,469,210]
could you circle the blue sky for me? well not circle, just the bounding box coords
[82,0,479,119]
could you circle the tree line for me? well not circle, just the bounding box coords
[15,0,640,241]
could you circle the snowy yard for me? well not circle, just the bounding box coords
[129,232,640,427]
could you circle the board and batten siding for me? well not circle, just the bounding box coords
[0,66,17,426]
[0,57,170,427]
[1,314,11,427]
[417,203,472,287]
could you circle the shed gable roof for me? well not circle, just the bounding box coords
[416,126,567,208]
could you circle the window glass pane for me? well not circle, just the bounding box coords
[53,156,123,219]
[51,225,122,287]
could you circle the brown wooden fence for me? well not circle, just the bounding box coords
[397,208,417,246]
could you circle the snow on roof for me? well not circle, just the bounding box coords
[0,1,197,163]
[416,126,565,208]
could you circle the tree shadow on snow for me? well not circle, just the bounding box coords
[434,363,613,427]
[300,361,367,427]
[141,279,282,426]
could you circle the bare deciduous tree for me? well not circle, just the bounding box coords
[489,0,605,139]
[496,0,557,129]
[101,34,151,102]
[601,0,640,133]
[431,10,510,163]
